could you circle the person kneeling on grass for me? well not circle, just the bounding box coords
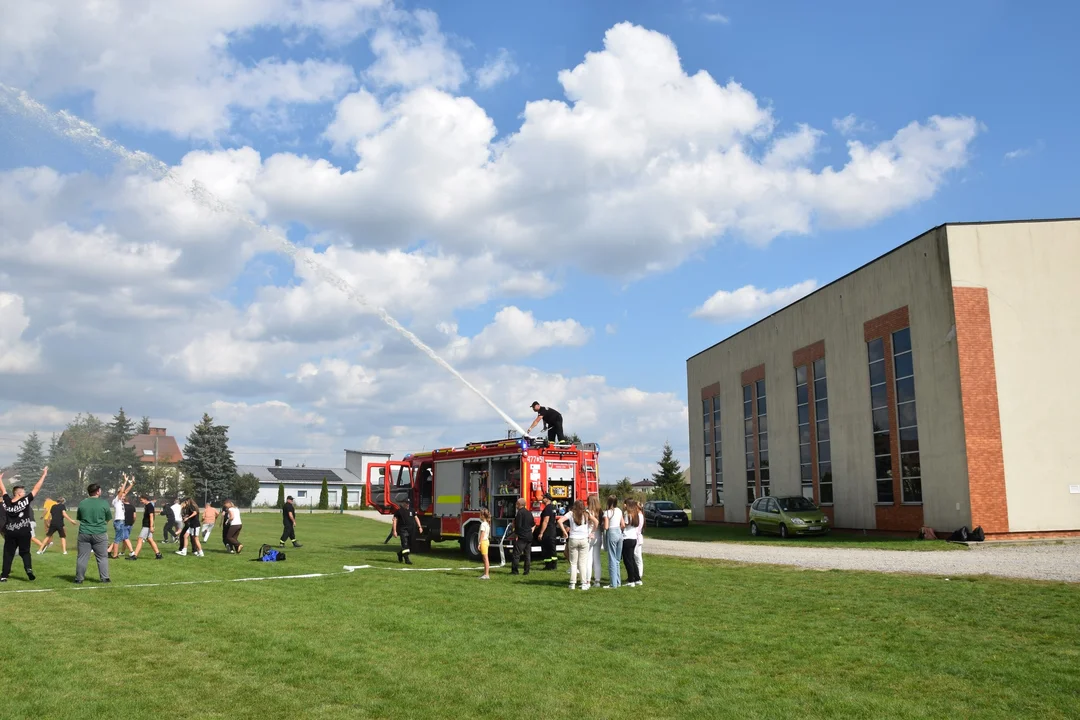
[223,500,243,554]
[478,509,491,580]
[127,495,163,561]
[0,467,49,582]
[392,498,422,565]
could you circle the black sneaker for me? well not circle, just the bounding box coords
[73,579,83,584]
[405,558,413,565]
[26,570,35,581]
[126,555,138,561]
[510,571,519,575]
[102,578,111,583]
[155,553,163,559]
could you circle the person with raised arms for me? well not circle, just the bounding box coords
[0,467,49,582]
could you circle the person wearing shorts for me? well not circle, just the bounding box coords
[39,497,77,554]
[200,503,218,543]
[107,476,134,559]
[128,495,162,560]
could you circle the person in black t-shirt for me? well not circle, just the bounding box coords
[279,497,302,548]
[510,497,534,576]
[40,497,77,554]
[0,467,49,582]
[392,499,422,564]
[527,402,566,443]
[128,496,162,560]
[536,493,559,570]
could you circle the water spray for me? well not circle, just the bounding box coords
[0,83,529,437]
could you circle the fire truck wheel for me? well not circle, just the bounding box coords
[462,524,482,562]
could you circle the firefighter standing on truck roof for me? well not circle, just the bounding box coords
[528,402,566,443]
[392,499,422,565]
[537,492,559,570]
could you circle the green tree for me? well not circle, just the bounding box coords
[181,413,237,505]
[231,472,261,507]
[567,432,582,445]
[13,431,47,485]
[276,483,285,509]
[652,442,690,508]
[318,477,329,510]
[49,414,107,502]
[614,477,634,500]
[340,485,349,511]
[137,416,152,435]
[99,407,145,490]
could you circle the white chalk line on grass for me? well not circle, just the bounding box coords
[0,564,489,596]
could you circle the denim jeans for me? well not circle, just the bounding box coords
[605,529,623,587]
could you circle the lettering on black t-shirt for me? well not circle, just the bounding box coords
[1,492,35,533]
[142,502,155,528]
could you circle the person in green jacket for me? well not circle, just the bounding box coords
[75,483,113,584]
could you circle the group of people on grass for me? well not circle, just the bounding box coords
[0,468,259,584]
[446,492,645,588]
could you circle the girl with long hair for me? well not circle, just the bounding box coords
[478,508,491,580]
[603,495,625,589]
[586,494,604,588]
[223,500,243,554]
[558,499,595,590]
[622,499,643,586]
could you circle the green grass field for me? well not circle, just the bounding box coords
[1,514,1076,720]
[646,522,964,550]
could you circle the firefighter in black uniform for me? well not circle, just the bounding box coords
[392,498,422,565]
[528,402,566,442]
[536,492,559,570]
[510,497,534,575]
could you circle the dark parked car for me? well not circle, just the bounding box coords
[643,500,689,527]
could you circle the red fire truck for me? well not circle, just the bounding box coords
[365,436,600,560]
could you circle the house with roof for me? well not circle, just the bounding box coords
[126,427,185,494]
[241,449,390,507]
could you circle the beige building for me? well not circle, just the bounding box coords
[686,219,1080,537]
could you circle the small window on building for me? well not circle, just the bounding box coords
[143,449,155,456]
[297,490,308,499]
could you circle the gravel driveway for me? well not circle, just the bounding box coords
[642,538,1080,583]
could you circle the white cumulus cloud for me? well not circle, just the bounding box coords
[0,293,41,373]
[692,280,819,323]
[475,48,519,89]
[448,306,592,362]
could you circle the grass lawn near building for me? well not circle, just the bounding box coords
[1,513,1076,719]
[647,520,964,550]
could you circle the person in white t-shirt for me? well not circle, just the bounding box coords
[558,499,597,590]
[635,505,644,583]
[478,509,491,580]
[106,476,134,559]
[621,499,643,587]
[223,500,243,554]
[602,496,625,589]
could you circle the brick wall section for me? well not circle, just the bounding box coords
[953,287,1009,534]
[700,382,721,400]
[793,340,826,504]
[741,364,765,385]
[864,306,924,532]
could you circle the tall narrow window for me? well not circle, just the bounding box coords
[868,338,892,503]
[892,328,921,503]
[756,379,769,498]
[712,398,723,504]
[814,358,832,504]
[702,398,714,505]
[743,385,754,504]
[795,365,812,499]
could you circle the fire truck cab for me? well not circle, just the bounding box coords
[366,436,600,560]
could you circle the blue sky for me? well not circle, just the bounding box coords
[0,0,1076,477]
